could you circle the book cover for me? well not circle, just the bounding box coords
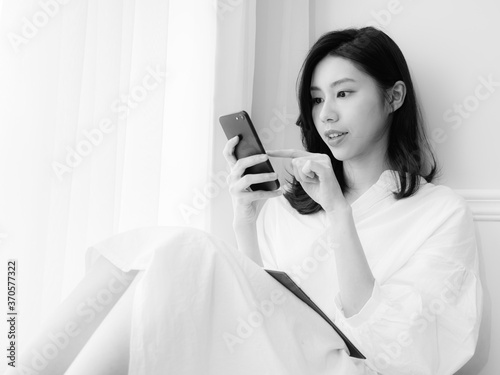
[265,269,366,360]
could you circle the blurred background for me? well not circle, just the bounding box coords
[0,0,498,373]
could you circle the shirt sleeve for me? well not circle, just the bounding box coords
[255,198,280,269]
[333,197,483,375]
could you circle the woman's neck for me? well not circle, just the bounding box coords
[342,158,389,204]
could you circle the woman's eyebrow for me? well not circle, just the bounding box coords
[310,78,357,91]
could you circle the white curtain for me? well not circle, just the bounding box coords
[0,0,235,351]
[0,0,313,370]
[209,0,309,245]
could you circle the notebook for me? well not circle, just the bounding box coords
[264,269,365,359]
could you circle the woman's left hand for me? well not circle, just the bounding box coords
[266,149,348,212]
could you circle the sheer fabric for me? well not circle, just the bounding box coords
[86,226,372,374]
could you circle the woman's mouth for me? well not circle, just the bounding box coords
[324,130,348,146]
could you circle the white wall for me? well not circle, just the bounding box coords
[312,0,500,373]
[311,0,500,189]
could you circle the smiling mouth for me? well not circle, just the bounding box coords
[327,132,347,139]
[325,130,348,139]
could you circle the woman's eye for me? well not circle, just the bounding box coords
[312,97,323,105]
[337,91,350,98]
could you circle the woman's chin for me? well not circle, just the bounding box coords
[328,147,350,161]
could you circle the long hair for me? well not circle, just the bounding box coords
[283,26,438,214]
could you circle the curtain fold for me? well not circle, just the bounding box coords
[0,0,310,367]
[251,0,308,186]
[208,0,257,244]
[157,0,217,230]
[0,0,217,350]
[209,0,310,247]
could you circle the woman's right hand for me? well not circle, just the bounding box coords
[222,135,283,225]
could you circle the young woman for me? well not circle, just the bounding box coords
[12,27,481,375]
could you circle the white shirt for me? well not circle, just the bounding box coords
[256,170,483,375]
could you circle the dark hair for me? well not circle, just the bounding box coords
[283,26,438,214]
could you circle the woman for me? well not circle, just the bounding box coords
[12,27,481,375]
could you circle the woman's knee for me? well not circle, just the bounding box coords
[149,226,237,265]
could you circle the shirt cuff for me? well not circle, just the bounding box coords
[334,280,383,328]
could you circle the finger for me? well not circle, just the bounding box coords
[222,136,240,164]
[291,159,310,183]
[230,172,278,194]
[233,154,269,177]
[266,149,312,159]
[222,136,240,165]
[237,172,278,191]
[251,189,284,200]
[292,159,319,183]
[302,160,318,179]
[302,158,333,183]
[226,154,270,187]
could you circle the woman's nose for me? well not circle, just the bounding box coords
[319,100,339,123]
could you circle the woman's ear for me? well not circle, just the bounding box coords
[386,80,406,113]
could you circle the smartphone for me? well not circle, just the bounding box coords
[219,110,280,192]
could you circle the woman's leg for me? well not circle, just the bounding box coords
[65,270,143,375]
[11,256,138,375]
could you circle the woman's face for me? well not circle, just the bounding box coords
[310,55,391,164]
